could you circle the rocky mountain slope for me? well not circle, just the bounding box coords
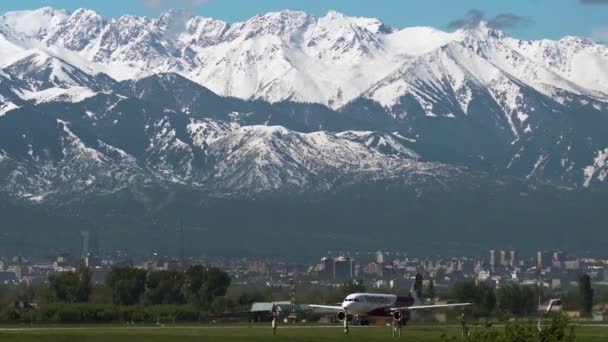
[0,7,607,201]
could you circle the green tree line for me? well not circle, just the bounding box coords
[451,274,596,320]
[0,265,231,323]
[0,270,598,324]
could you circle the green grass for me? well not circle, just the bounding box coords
[0,325,605,342]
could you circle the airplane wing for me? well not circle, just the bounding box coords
[391,303,471,311]
[307,304,343,311]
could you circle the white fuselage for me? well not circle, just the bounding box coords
[341,293,399,316]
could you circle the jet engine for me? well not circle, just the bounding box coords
[336,311,347,322]
[392,311,403,321]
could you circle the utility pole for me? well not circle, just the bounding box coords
[537,269,543,332]
[289,277,297,323]
[178,220,185,271]
[461,313,467,339]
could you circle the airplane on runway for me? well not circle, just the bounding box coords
[308,274,470,332]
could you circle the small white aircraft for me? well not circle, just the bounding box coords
[309,274,470,333]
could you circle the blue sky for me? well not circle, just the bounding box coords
[1,0,608,41]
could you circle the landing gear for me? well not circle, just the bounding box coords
[343,313,349,335]
[391,311,406,339]
[271,304,278,336]
[391,318,402,338]
[461,312,468,338]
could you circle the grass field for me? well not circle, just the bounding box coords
[0,325,606,342]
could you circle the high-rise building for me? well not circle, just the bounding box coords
[334,256,354,280]
[362,262,383,277]
[321,257,334,280]
[375,251,385,265]
[537,251,551,269]
[500,250,507,267]
[489,250,497,267]
[553,251,566,263]
[509,250,518,267]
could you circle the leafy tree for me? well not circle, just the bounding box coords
[209,297,235,315]
[427,279,436,300]
[496,284,537,317]
[452,281,495,318]
[105,267,147,306]
[144,270,185,305]
[89,284,113,304]
[48,267,92,303]
[0,285,11,307]
[579,274,594,317]
[200,267,231,304]
[300,288,342,306]
[182,265,206,307]
[232,289,273,310]
[183,265,231,307]
[306,280,368,307]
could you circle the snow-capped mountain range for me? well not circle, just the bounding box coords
[1,7,608,201]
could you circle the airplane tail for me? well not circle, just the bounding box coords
[410,273,424,305]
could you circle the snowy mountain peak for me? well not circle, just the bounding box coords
[316,9,391,34]
[44,9,106,51]
[0,6,603,110]
[157,9,195,41]
[70,8,101,19]
[158,9,195,27]
[4,50,98,83]
[456,21,508,44]
[324,9,344,18]
[0,7,68,38]
[224,10,313,42]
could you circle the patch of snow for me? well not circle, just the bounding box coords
[584,147,608,187]
[392,132,417,143]
[18,86,97,104]
[527,154,548,179]
[28,194,46,203]
[0,101,19,116]
[57,119,103,163]
[507,146,525,169]
[517,111,529,123]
